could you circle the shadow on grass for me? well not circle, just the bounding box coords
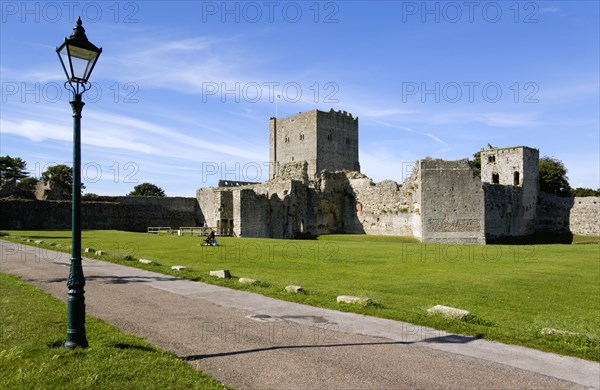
[488,232,574,245]
[113,342,156,352]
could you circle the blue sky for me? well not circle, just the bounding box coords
[1,0,598,196]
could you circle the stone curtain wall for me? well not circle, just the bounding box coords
[569,197,600,236]
[536,193,599,236]
[419,159,486,244]
[0,197,200,231]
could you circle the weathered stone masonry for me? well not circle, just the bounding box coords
[2,109,598,242]
[196,110,599,243]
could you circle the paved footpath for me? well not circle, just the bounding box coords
[1,241,598,389]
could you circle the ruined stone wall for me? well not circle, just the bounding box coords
[277,161,309,185]
[312,171,350,234]
[196,188,219,227]
[233,189,270,237]
[569,197,600,236]
[0,197,200,231]
[344,168,421,237]
[420,159,485,244]
[536,193,599,236]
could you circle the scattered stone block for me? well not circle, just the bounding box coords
[285,285,303,294]
[34,240,44,244]
[95,250,104,256]
[171,265,186,271]
[84,248,95,253]
[337,295,372,306]
[49,242,55,246]
[26,239,32,242]
[139,259,153,264]
[427,305,470,320]
[541,328,579,336]
[239,277,258,285]
[209,270,231,279]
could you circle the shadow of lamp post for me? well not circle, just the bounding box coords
[56,16,102,349]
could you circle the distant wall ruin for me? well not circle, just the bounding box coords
[0,196,200,231]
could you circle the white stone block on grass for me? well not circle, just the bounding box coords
[239,277,258,285]
[210,270,231,279]
[171,265,186,271]
[95,250,104,256]
[285,285,303,294]
[337,295,372,306]
[541,328,579,336]
[34,240,44,244]
[427,305,470,320]
[84,248,95,253]
[139,259,153,264]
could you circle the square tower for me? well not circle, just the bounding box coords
[481,145,540,237]
[480,145,539,192]
[269,109,359,179]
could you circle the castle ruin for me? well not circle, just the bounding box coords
[2,108,596,240]
[195,109,598,243]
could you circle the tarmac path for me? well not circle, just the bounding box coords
[1,240,598,389]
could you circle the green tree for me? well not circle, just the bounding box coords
[41,164,85,196]
[570,187,599,197]
[539,156,571,197]
[0,155,29,184]
[128,183,166,197]
[471,151,481,176]
[18,177,39,190]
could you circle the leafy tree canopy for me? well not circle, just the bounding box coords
[0,155,29,184]
[41,164,85,195]
[471,151,481,176]
[128,182,166,197]
[570,187,599,197]
[539,156,571,197]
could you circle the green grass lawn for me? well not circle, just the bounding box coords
[0,272,229,390]
[2,230,599,362]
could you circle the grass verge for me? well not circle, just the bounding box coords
[0,272,230,390]
[2,230,599,362]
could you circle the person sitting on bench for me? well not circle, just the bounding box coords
[203,230,217,246]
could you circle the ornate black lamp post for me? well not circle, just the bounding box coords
[56,16,102,349]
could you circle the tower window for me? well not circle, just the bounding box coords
[300,133,304,141]
[285,136,290,143]
[488,155,496,163]
[327,134,333,141]
[492,173,499,184]
[514,171,520,185]
[346,137,350,144]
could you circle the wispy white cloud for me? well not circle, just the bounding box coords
[425,133,447,144]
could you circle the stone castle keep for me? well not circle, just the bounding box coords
[196,109,598,243]
[1,108,597,240]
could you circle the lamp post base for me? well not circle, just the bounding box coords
[64,287,88,349]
